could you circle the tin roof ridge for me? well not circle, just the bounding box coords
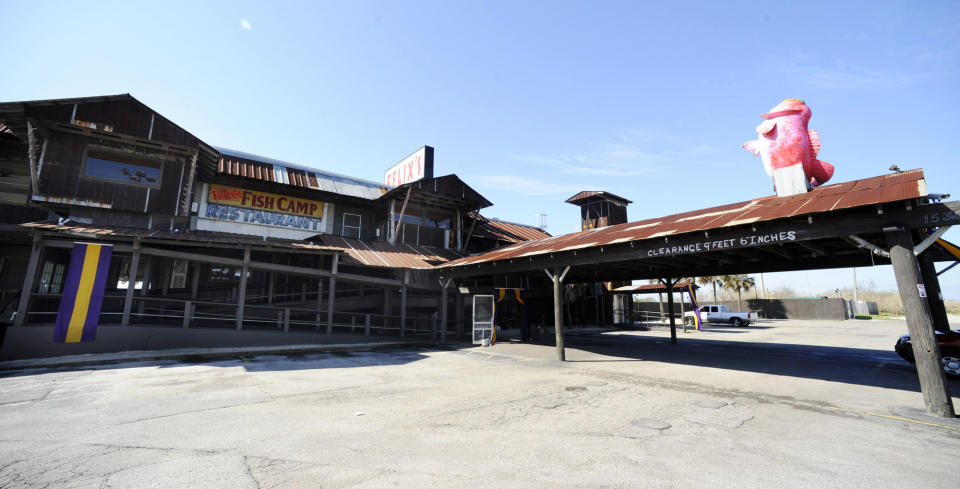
[485,216,546,231]
[215,146,387,189]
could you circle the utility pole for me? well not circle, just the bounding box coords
[852,268,858,314]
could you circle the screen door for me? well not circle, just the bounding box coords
[472,295,495,345]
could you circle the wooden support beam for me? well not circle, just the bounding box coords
[383,285,392,332]
[160,257,170,296]
[455,290,464,339]
[190,262,200,300]
[661,278,678,345]
[461,212,479,253]
[315,281,324,331]
[326,254,338,334]
[14,234,42,327]
[388,199,396,244]
[400,270,409,337]
[545,266,570,361]
[139,257,152,297]
[390,186,413,245]
[121,239,141,326]
[795,241,827,257]
[236,247,250,331]
[919,251,951,333]
[267,270,276,304]
[25,120,40,194]
[439,278,453,343]
[885,228,955,418]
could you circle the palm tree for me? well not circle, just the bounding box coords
[723,275,756,311]
[697,276,723,302]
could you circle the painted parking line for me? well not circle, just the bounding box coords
[827,406,960,432]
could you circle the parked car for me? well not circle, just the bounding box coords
[683,305,753,327]
[894,330,960,377]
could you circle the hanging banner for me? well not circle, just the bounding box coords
[53,243,113,343]
[686,284,703,331]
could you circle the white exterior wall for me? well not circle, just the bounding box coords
[194,183,332,241]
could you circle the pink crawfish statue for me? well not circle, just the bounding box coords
[743,99,834,197]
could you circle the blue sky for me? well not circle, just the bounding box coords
[2,0,959,298]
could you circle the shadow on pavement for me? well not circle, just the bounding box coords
[528,332,960,394]
[0,345,466,378]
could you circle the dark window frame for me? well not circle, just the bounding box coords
[342,212,362,239]
[80,145,165,188]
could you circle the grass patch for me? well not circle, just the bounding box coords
[855,313,901,320]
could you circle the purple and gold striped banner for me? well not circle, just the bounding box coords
[686,284,703,331]
[53,243,113,343]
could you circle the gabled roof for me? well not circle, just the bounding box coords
[0,93,220,168]
[380,174,493,211]
[566,190,632,205]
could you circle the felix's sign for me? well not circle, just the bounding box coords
[385,146,434,187]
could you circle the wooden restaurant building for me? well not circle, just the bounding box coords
[0,94,552,359]
[4,93,959,416]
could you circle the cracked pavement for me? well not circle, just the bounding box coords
[1,319,959,488]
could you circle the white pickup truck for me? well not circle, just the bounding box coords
[683,305,754,327]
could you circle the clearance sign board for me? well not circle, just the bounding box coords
[384,146,434,187]
[204,185,326,232]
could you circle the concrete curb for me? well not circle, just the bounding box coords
[0,341,443,371]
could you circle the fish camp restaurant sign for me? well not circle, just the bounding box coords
[196,184,331,239]
[385,146,434,187]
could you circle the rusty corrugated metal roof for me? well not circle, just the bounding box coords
[443,170,928,268]
[215,147,389,200]
[20,221,339,251]
[319,235,462,269]
[22,221,463,270]
[473,218,551,243]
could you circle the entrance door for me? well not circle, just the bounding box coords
[472,295,495,345]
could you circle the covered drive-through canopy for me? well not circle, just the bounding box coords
[438,169,960,418]
[440,170,957,281]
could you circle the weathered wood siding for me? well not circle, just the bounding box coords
[36,132,190,217]
[29,98,197,147]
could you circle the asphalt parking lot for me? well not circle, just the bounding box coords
[1,318,958,488]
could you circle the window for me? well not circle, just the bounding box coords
[170,260,188,289]
[209,268,235,281]
[342,213,361,239]
[83,150,161,186]
[37,261,65,294]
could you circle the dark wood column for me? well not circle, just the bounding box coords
[235,247,250,331]
[400,270,408,337]
[14,234,42,327]
[121,238,141,326]
[440,278,452,343]
[326,254,338,334]
[546,266,570,361]
[918,251,950,333]
[662,278,677,345]
[886,229,955,417]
